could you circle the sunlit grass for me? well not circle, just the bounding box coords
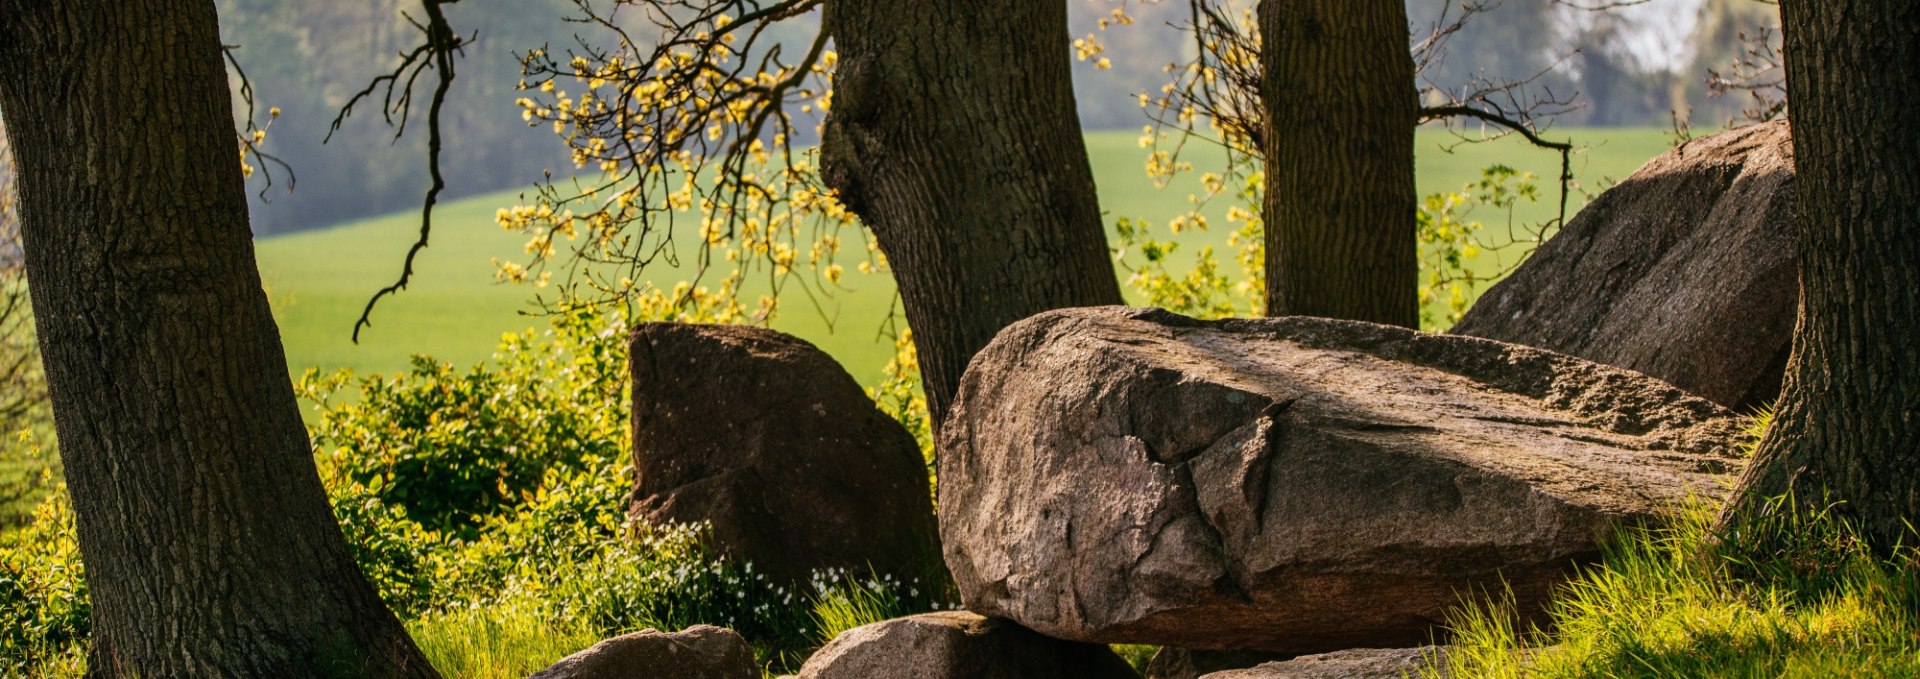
[409,603,598,679]
[1437,477,1920,678]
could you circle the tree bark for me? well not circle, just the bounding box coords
[0,1,440,676]
[1259,0,1418,327]
[1717,0,1920,552]
[821,0,1124,425]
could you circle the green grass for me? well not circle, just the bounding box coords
[1437,501,1920,678]
[255,127,1676,383]
[1435,412,1920,678]
[410,604,598,679]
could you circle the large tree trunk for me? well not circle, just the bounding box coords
[0,1,440,676]
[1259,0,1418,327]
[1717,0,1920,552]
[821,0,1124,424]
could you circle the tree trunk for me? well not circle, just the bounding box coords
[1717,0,1920,552]
[821,0,1124,424]
[0,1,440,676]
[1259,0,1418,327]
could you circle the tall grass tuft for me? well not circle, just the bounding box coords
[809,567,949,644]
[1435,497,1920,678]
[409,603,598,679]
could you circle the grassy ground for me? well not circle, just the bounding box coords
[255,127,1673,386]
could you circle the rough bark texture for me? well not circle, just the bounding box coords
[0,1,438,676]
[821,0,1124,423]
[1260,0,1418,327]
[1718,0,1920,550]
[940,307,1748,652]
[1453,122,1797,412]
[628,323,939,583]
[796,612,1141,679]
[528,626,757,679]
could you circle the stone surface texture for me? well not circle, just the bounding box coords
[1198,647,1447,679]
[629,323,938,583]
[796,611,1141,679]
[1452,121,1796,411]
[528,625,758,679]
[939,307,1749,652]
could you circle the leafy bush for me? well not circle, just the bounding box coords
[0,491,88,674]
[298,304,950,673]
[1,303,951,676]
[299,305,629,539]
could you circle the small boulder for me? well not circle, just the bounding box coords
[1146,648,1293,679]
[529,625,757,679]
[940,307,1748,652]
[796,611,1141,679]
[1199,647,1447,679]
[1452,121,1796,411]
[629,323,938,582]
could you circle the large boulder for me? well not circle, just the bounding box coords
[1146,648,1293,679]
[529,625,757,679]
[1451,121,1796,411]
[1198,648,1446,679]
[796,611,1141,679]
[630,323,938,582]
[939,307,1748,653]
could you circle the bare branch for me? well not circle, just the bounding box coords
[224,45,295,199]
[326,0,469,343]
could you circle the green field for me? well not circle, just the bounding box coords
[256,127,1675,385]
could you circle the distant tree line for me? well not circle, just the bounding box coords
[223,0,1777,235]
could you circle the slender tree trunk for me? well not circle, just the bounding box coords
[0,1,440,676]
[821,0,1124,424]
[1259,0,1418,327]
[1717,0,1920,552]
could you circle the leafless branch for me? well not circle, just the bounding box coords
[1705,24,1787,126]
[326,0,469,343]
[224,45,295,199]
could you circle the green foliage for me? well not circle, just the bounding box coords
[1112,170,1265,321]
[1438,498,1920,678]
[1417,165,1543,329]
[300,304,950,674]
[300,305,629,539]
[0,134,57,527]
[1,302,952,676]
[1112,164,1543,331]
[809,568,953,646]
[409,602,599,679]
[867,329,933,462]
[1110,644,1158,674]
[0,492,88,674]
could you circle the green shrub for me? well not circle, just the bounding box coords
[299,304,629,539]
[0,491,87,674]
[300,304,951,674]
[1,304,953,676]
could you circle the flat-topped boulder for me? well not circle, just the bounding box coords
[1452,121,1796,411]
[1146,648,1293,679]
[630,323,939,583]
[796,611,1140,679]
[1199,648,1447,679]
[530,625,757,679]
[939,307,1749,652]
